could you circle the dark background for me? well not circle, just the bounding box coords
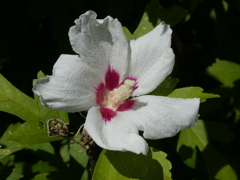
[1,0,240,179]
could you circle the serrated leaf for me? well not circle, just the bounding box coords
[149,77,178,96]
[207,59,240,88]
[32,141,88,180]
[26,142,70,179]
[93,147,172,180]
[26,142,55,154]
[0,72,69,145]
[123,0,186,40]
[177,120,237,180]
[168,87,220,102]
[7,121,63,146]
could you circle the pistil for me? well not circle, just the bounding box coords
[102,79,135,110]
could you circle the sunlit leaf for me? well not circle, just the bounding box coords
[123,0,186,40]
[177,120,237,180]
[149,77,178,96]
[0,72,69,146]
[93,147,172,180]
[122,26,134,40]
[0,74,39,121]
[168,87,220,102]
[207,59,240,88]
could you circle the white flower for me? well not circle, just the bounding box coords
[33,10,200,155]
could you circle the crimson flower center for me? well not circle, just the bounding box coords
[102,79,135,110]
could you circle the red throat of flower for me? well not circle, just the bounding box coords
[95,66,137,122]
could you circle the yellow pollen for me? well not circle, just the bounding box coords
[103,79,135,110]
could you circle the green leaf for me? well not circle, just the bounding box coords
[32,161,57,173]
[0,74,38,121]
[149,77,179,96]
[69,143,89,179]
[32,173,49,180]
[7,121,63,146]
[6,169,23,180]
[70,143,88,168]
[207,59,240,88]
[59,142,89,179]
[168,87,220,102]
[80,170,88,180]
[206,60,240,119]
[60,141,88,179]
[0,72,69,146]
[0,149,11,156]
[93,147,172,180]
[123,0,186,40]
[0,123,23,159]
[26,142,71,179]
[122,26,134,40]
[26,142,55,154]
[177,120,237,180]
[13,162,26,178]
[59,143,69,163]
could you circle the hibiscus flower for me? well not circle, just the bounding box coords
[33,10,200,155]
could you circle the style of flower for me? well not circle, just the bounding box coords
[33,10,200,155]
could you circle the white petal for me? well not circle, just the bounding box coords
[126,95,200,139]
[33,54,101,112]
[129,22,175,96]
[69,10,129,83]
[84,106,149,155]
